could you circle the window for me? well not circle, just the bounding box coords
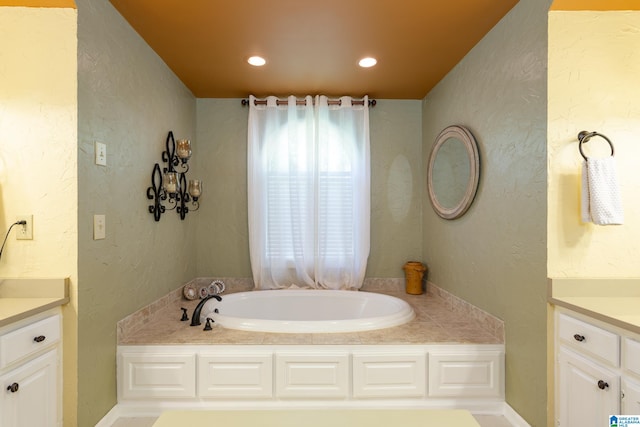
[266,122,354,261]
[248,95,370,290]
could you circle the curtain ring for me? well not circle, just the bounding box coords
[578,131,615,161]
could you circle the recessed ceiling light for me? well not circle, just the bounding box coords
[248,56,266,67]
[358,57,377,68]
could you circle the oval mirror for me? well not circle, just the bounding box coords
[427,125,480,219]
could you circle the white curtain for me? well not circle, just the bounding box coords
[247,95,370,290]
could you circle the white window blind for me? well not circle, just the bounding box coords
[266,171,354,260]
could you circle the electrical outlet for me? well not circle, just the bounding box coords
[93,214,106,240]
[95,141,107,166]
[16,215,33,240]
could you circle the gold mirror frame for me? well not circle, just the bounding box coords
[427,125,480,220]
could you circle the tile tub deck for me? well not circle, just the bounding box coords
[118,279,504,346]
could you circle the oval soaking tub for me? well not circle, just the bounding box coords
[201,290,415,333]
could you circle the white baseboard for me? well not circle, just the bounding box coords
[502,403,532,427]
[94,405,123,427]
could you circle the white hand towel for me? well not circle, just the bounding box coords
[581,157,624,225]
[581,161,591,223]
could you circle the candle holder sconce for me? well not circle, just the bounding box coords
[147,131,202,221]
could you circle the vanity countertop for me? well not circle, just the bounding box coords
[0,278,69,327]
[548,278,640,335]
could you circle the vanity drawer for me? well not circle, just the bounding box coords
[624,337,640,377]
[0,314,61,368]
[557,313,619,367]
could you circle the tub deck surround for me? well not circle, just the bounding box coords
[0,278,69,327]
[118,278,504,346]
[114,279,506,421]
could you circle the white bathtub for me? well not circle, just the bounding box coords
[201,290,415,333]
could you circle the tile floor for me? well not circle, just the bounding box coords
[111,414,515,427]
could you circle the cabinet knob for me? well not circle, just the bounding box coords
[7,383,19,393]
[573,334,585,342]
[597,380,609,390]
[33,335,46,343]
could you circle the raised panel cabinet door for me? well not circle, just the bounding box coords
[622,378,640,415]
[352,352,426,398]
[0,349,58,427]
[557,347,619,427]
[275,352,349,399]
[198,353,273,398]
[428,351,503,397]
[118,352,196,399]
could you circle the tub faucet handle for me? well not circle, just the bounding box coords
[180,307,189,322]
[203,318,214,331]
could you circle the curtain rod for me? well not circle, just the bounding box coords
[241,98,376,107]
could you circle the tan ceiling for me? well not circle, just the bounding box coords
[109,0,519,100]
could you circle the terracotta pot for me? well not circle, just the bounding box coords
[403,261,427,295]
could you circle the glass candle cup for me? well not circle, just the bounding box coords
[188,179,202,198]
[176,139,192,160]
[163,172,178,194]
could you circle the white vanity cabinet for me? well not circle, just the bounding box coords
[555,309,640,426]
[622,377,640,414]
[623,337,640,414]
[0,309,62,427]
[556,346,619,425]
[0,350,58,427]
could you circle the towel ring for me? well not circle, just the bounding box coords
[578,131,615,161]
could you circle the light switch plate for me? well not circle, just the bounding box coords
[95,141,107,166]
[93,214,106,240]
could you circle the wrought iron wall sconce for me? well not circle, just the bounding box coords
[147,131,202,221]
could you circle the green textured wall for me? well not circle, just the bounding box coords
[422,0,550,425]
[195,99,423,279]
[77,0,197,425]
